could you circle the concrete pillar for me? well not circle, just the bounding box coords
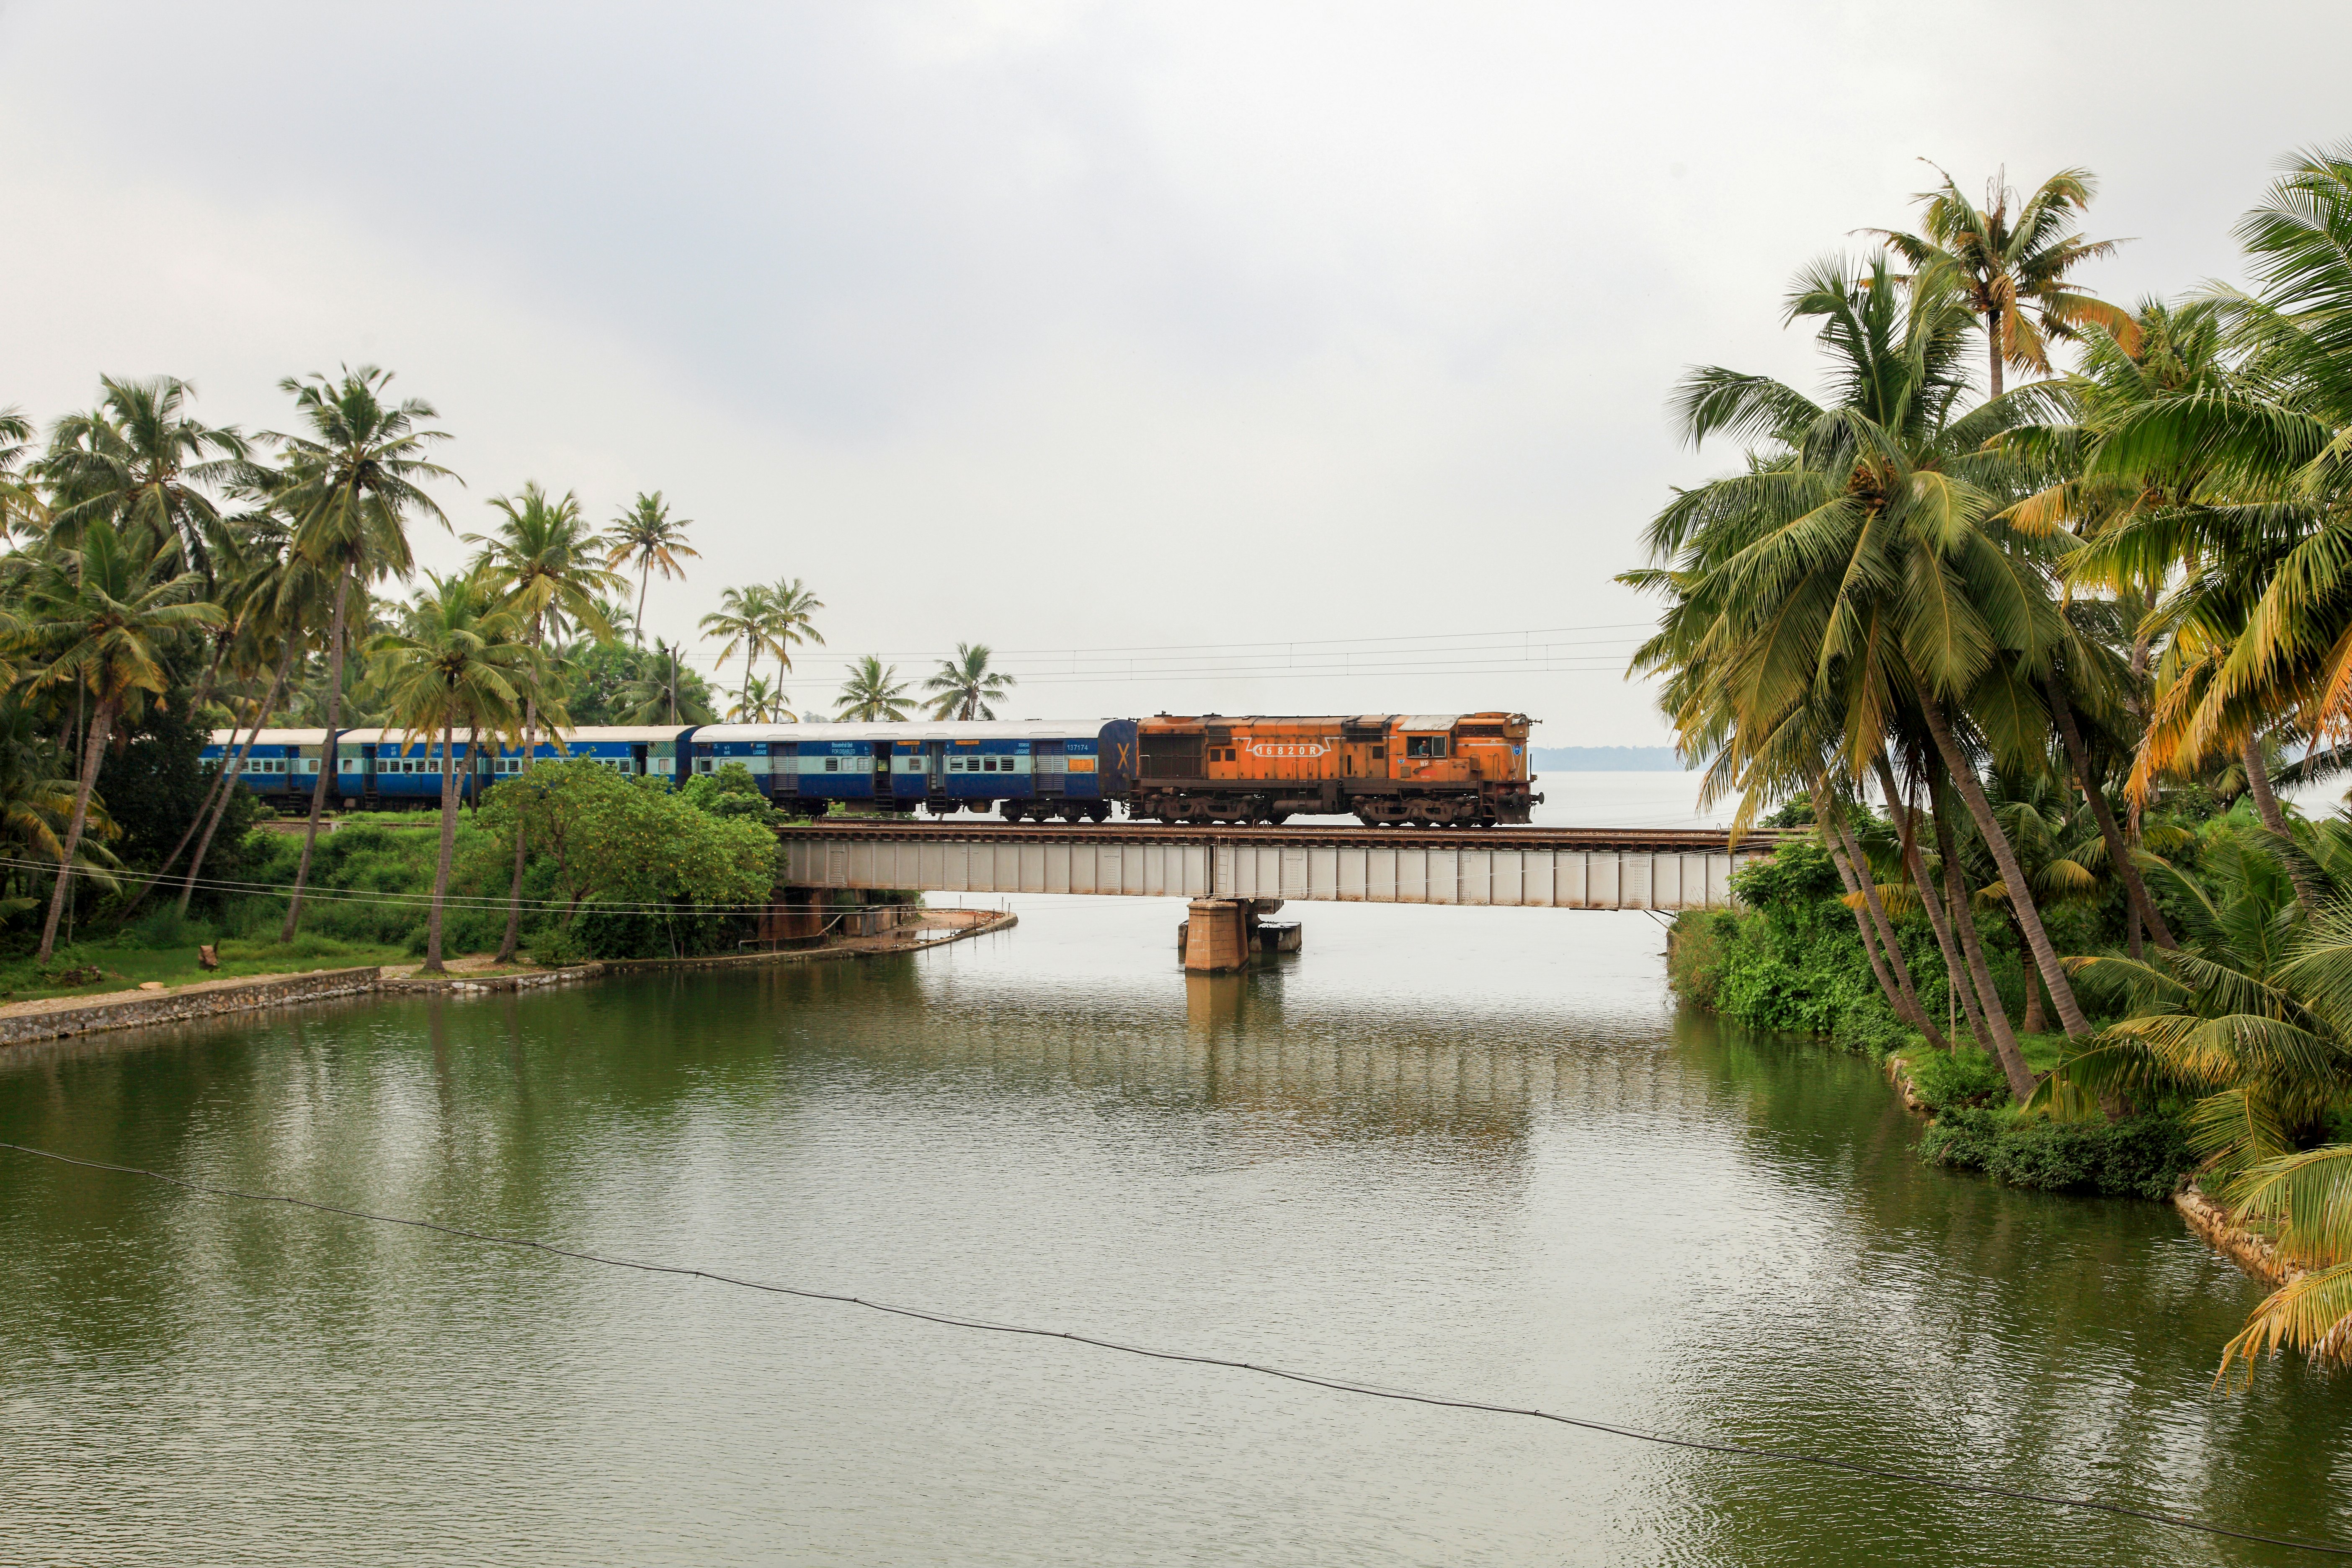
[1182,899,1251,973]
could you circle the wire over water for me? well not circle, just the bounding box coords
[3,1140,2343,1558]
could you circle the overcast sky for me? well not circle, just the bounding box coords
[3,2,2345,743]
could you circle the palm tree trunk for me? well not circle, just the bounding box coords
[1987,305,2004,398]
[2241,731,2319,908]
[1877,755,1991,1056]
[1834,811,1947,1049]
[1815,781,1946,1047]
[2013,911,2046,1034]
[178,657,292,914]
[1920,695,2092,1039]
[2043,672,2175,949]
[280,565,351,942]
[635,565,649,647]
[495,619,542,963]
[1815,787,1907,1016]
[37,698,117,965]
[1932,789,2036,1103]
[2126,796,2145,961]
[425,717,459,974]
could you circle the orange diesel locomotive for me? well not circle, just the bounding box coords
[1132,712,1539,826]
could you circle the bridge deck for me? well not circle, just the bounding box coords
[774,820,1777,910]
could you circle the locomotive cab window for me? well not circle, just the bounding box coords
[1405,736,1447,758]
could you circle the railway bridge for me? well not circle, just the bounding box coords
[773,820,1780,971]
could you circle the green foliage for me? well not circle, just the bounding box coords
[1670,843,1888,1037]
[1905,1044,2011,1111]
[678,762,775,823]
[1919,1106,2196,1199]
[464,759,776,960]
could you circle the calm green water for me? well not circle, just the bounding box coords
[3,896,2348,1565]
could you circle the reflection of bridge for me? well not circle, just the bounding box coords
[776,821,1773,912]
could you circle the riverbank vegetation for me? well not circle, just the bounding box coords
[0,356,1008,981]
[1633,142,2352,1370]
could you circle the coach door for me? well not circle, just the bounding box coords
[926,741,946,797]
[872,743,890,799]
[1033,739,1065,798]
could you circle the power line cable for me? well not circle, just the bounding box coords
[0,1141,2339,1557]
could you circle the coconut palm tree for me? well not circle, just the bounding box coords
[618,637,713,725]
[730,675,790,722]
[923,642,1016,720]
[699,583,774,686]
[0,406,43,539]
[14,518,222,961]
[1625,252,2094,1082]
[2078,145,2352,884]
[266,365,456,942]
[366,570,541,973]
[605,492,697,645]
[38,375,253,586]
[466,482,621,960]
[762,578,825,674]
[1869,164,2135,397]
[835,656,912,721]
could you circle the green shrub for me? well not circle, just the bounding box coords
[1919,1107,2195,1199]
[1904,1045,2009,1112]
[1830,999,1915,1058]
[126,905,212,951]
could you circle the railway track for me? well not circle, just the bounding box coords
[771,818,1781,854]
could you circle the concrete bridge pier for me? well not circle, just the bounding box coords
[1182,900,1250,972]
[1180,898,1298,972]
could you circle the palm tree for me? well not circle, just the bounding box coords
[1625,253,2093,1095]
[366,570,539,973]
[0,701,117,923]
[730,675,790,722]
[0,406,47,542]
[2079,145,2352,882]
[266,366,456,943]
[835,656,912,721]
[618,637,714,725]
[466,482,621,960]
[604,492,697,645]
[1869,164,2135,397]
[39,376,253,588]
[761,578,825,674]
[14,518,222,961]
[2034,818,2352,1371]
[699,583,774,686]
[923,642,1016,720]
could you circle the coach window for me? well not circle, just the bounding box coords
[825,758,839,772]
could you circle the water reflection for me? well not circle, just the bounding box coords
[1,897,2348,1565]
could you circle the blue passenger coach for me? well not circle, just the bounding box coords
[205,725,699,811]
[689,720,1139,822]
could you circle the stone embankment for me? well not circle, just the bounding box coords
[0,967,385,1048]
[2175,1185,2300,1288]
[0,908,1016,1050]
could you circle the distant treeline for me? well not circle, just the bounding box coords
[1529,747,1685,773]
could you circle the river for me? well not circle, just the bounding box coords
[3,781,2349,1564]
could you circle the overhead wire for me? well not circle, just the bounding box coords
[1,1140,2343,1558]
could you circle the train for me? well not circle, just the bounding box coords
[202,711,1540,827]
